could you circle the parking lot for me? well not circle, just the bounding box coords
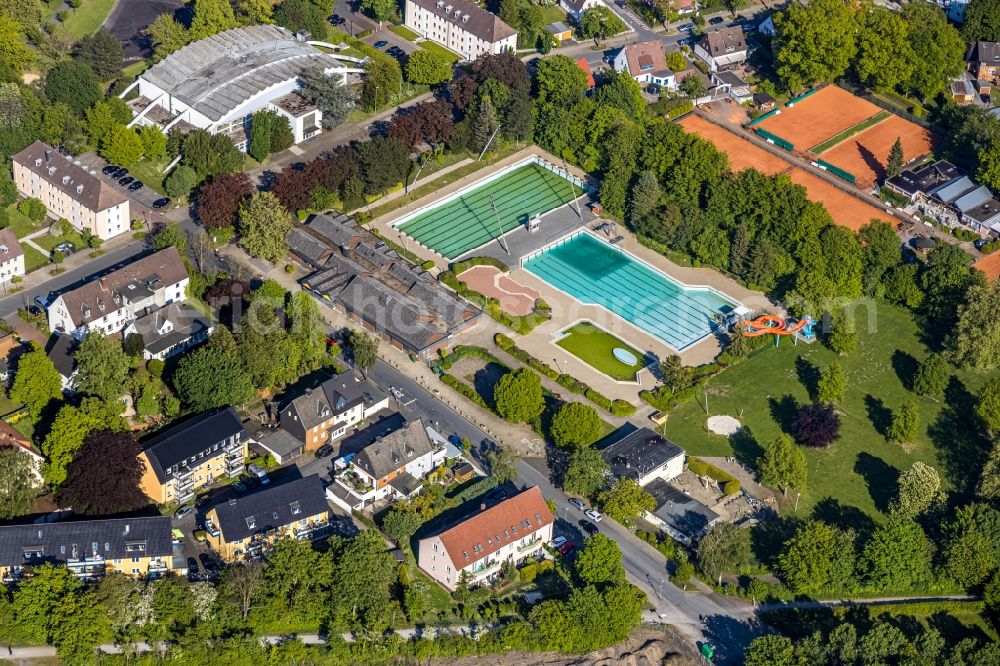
[75,153,168,212]
[361,28,419,60]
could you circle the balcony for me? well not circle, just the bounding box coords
[176,490,195,503]
[225,447,243,462]
[295,520,330,540]
[337,470,373,496]
[173,466,192,480]
[517,538,543,554]
[226,463,244,477]
[174,476,193,492]
[224,439,242,454]
[472,559,500,575]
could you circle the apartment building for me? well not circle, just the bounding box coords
[46,247,188,338]
[0,418,43,486]
[279,371,389,452]
[138,407,248,505]
[417,486,553,591]
[0,229,25,284]
[0,517,175,583]
[329,418,444,510]
[204,474,330,560]
[11,141,129,241]
[404,0,517,61]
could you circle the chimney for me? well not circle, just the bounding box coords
[45,149,53,163]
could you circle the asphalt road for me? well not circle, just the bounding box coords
[103,0,186,60]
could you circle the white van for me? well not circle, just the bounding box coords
[247,463,269,485]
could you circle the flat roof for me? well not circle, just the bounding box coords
[600,427,684,481]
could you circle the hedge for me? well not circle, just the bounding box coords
[451,476,498,503]
[440,373,488,409]
[438,345,509,372]
[494,333,636,416]
[688,457,741,495]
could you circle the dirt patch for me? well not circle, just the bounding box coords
[707,415,741,436]
[755,85,882,151]
[432,626,702,666]
[819,114,934,189]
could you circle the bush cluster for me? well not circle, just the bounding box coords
[687,457,741,495]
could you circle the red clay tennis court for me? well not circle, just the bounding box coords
[458,265,540,316]
[820,115,934,189]
[679,115,897,231]
[755,86,882,150]
[974,251,1000,279]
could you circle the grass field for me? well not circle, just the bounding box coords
[663,304,989,521]
[33,228,86,253]
[418,40,461,63]
[538,5,568,24]
[5,205,41,239]
[60,0,117,38]
[810,110,890,153]
[390,25,420,41]
[127,158,170,195]
[23,246,49,273]
[555,321,646,381]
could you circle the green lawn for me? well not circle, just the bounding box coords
[408,562,455,620]
[555,322,647,381]
[32,228,86,253]
[121,61,148,79]
[23,246,50,273]
[391,25,420,41]
[664,304,988,520]
[128,158,170,195]
[538,5,568,25]
[418,40,461,63]
[59,0,118,38]
[811,110,891,153]
[5,205,41,239]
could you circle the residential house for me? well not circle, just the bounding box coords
[711,70,751,104]
[968,41,1000,83]
[642,478,720,546]
[329,418,444,510]
[279,371,389,453]
[11,142,129,240]
[559,0,603,22]
[46,247,188,338]
[122,302,214,360]
[0,517,175,582]
[0,229,25,284]
[255,428,306,464]
[694,26,747,71]
[885,160,962,204]
[138,407,248,504]
[752,92,776,111]
[417,486,554,591]
[613,41,676,88]
[203,474,330,560]
[674,0,696,14]
[546,22,573,43]
[404,0,517,61]
[951,78,976,104]
[601,427,686,486]
[45,332,79,393]
[0,418,43,486]
[289,213,481,358]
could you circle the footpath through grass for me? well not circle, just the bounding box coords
[664,304,989,520]
[555,321,646,381]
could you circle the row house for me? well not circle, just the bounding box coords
[138,407,249,505]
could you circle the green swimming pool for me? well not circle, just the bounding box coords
[396,161,580,259]
[523,232,738,351]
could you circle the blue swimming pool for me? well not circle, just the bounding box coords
[522,232,738,350]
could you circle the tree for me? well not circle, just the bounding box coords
[578,5,627,45]
[854,7,914,92]
[50,591,108,665]
[534,55,588,108]
[44,61,100,116]
[235,0,274,24]
[680,74,707,98]
[665,49,687,72]
[494,368,545,422]
[551,402,602,448]
[0,16,33,72]
[772,0,858,92]
[182,130,244,180]
[196,172,254,229]
[791,402,841,447]
[952,280,1000,371]
[697,522,754,582]
[298,66,356,129]
[361,0,397,21]
[151,223,188,254]
[404,50,452,85]
[629,170,662,224]
[816,362,846,403]
[470,95,498,152]
[382,508,422,546]
[978,378,1000,436]
[759,433,808,496]
[913,352,949,398]
[13,563,81,643]
[148,13,190,61]
[485,444,518,484]
[886,400,918,445]
[563,445,608,498]
[886,137,904,178]
[778,520,853,594]
[0,448,37,519]
[273,0,327,35]
[10,344,62,419]
[861,513,932,589]
[248,108,274,162]
[173,342,255,411]
[891,461,942,518]
[74,333,130,403]
[942,503,1000,587]
[60,430,146,515]
[238,191,291,263]
[84,98,131,146]
[347,330,378,373]
[353,136,409,194]
[598,477,655,524]
[41,399,125,488]
[904,1,965,101]
[190,0,237,40]
[361,57,402,111]
[222,561,265,621]
[979,440,1000,501]
[100,125,143,167]
[745,635,796,666]
[576,534,625,586]
[75,29,123,81]
[329,530,397,634]
[165,165,199,197]
[963,0,1000,41]
[138,126,167,160]
[594,71,646,120]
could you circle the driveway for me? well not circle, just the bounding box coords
[75,153,165,211]
[331,0,380,37]
[103,0,185,61]
[360,27,419,56]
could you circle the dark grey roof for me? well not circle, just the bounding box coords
[0,517,173,567]
[963,197,1000,224]
[645,479,719,539]
[140,25,354,122]
[210,474,327,543]
[971,41,1000,64]
[307,213,365,248]
[699,26,746,57]
[282,371,366,432]
[45,332,78,379]
[129,302,212,355]
[601,427,685,481]
[408,0,516,43]
[141,408,245,483]
[753,92,775,105]
[354,418,435,479]
[886,160,961,197]
[713,70,747,87]
[388,471,422,496]
[256,428,304,459]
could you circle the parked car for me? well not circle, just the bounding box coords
[975,238,992,251]
[112,167,128,179]
[329,13,344,24]
[579,519,599,536]
[102,165,120,175]
[152,197,170,208]
[233,481,246,492]
[128,180,143,191]
[27,304,42,317]
[118,176,134,186]
[550,536,567,549]
[374,40,389,48]
[174,505,194,520]
[559,542,576,556]
[187,557,199,572]
[195,495,210,508]
[678,23,694,31]
[199,553,217,572]
[709,15,724,24]
[569,498,586,511]
[248,462,270,485]
[53,242,76,256]
[585,509,603,522]
[315,444,334,458]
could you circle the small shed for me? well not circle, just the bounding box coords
[752,91,776,111]
[546,22,573,42]
[452,461,476,483]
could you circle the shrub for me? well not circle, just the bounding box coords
[421,260,435,270]
[520,562,538,583]
[440,373,488,408]
[17,197,47,222]
[611,399,636,416]
[687,457,741,494]
[723,479,740,495]
[791,402,841,447]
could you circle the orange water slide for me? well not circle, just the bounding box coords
[740,315,808,337]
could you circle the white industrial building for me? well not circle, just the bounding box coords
[120,25,364,152]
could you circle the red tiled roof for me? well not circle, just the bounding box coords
[623,40,669,77]
[576,58,596,89]
[436,486,553,567]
